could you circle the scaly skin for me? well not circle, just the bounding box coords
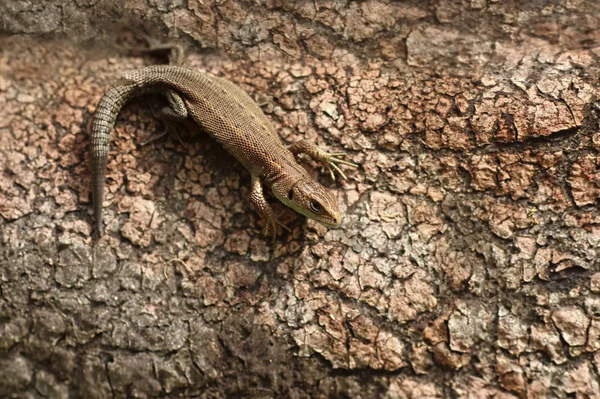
[91,65,356,239]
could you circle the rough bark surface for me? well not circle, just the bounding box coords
[2,1,600,398]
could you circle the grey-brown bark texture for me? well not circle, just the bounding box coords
[1,0,600,398]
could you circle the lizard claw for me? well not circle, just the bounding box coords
[261,215,291,243]
[138,123,188,149]
[318,151,359,181]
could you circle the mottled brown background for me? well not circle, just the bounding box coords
[1,0,600,398]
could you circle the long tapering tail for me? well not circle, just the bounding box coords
[90,65,215,236]
[90,81,138,236]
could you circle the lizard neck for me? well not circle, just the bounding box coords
[264,165,299,190]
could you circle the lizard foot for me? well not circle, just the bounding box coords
[141,96,189,148]
[118,29,184,65]
[139,124,187,148]
[287,140,358,181]
[315,151,359,181]
[140,130,168,146]
[261,213,292,243]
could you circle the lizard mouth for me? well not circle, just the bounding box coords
[319,215,342,228]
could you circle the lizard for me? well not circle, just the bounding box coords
[90,52,357,241]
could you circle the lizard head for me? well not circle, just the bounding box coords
[273,178,342,228]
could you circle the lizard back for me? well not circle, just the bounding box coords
[121,66,306,176]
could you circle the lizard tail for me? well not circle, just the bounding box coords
[90,81,137,237]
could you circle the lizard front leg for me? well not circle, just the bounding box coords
[287,140,358,180]
[250,176,290,242]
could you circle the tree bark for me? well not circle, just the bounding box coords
[1,1,600,398]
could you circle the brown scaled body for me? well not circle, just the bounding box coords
[91,65,356,240]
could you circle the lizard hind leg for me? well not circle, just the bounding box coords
[140,91,190,148]
[120,29,185,66]
[287,140,358,181]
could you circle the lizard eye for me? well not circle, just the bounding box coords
[288,190,294,200]
[309,200,322,214]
